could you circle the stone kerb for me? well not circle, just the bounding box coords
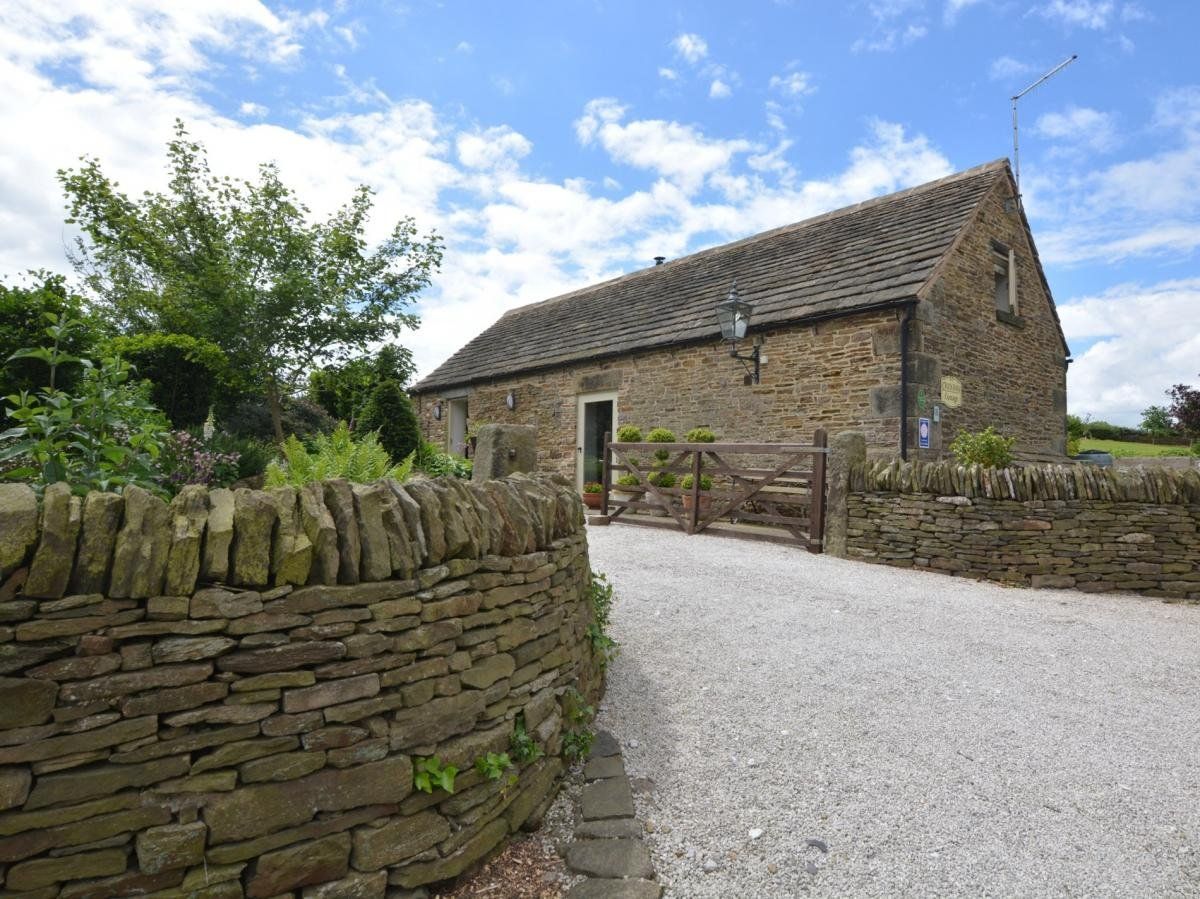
[0,473,600,897]
[839,453,1200,601]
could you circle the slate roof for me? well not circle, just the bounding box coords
[415,159,1032,392]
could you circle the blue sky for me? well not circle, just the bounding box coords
[2,0,1198,425]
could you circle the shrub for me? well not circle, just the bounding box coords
[685,426,716,443]
[1066,414,1087,442]
[414,441,472,479]
[679,473,714,491]
[582,481,602,494]
[1191,439,1200,457]
[219,396,337,442]
[648,470,676,488]
[1,274,106,401]
[1067,437,1081,457]
[949,426,1016,468]
[615,473,640,488]
[615,424,643,443]
[105,332,228,429]
[308,345,416,424]
[1,318,169,496]
[158,431,241,489]
[264,421,409,487]
[646,427,675,463]
[358,380,420,463]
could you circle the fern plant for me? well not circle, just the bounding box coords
[264,421,412,487]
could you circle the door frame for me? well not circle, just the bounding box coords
[446,396,469,456]
[576,391,618,488]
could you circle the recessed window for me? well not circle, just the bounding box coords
[991,240,1017,316]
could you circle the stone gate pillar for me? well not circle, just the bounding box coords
[472,424,537,481]
[824,430,866,558]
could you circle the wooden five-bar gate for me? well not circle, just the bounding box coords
[599,431,828,552]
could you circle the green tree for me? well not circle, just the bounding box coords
[58,121,442,442]
[308,344,416,425]
[105,332,228,429]
[1139,404,1175,442]
[359,379,421,462]
[1,272,106,400]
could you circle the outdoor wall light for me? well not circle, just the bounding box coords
[433,402,442,421]
[505,390,516,411]
[716,279,761,384]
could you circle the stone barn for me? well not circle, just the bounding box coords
[411,160,1070,486]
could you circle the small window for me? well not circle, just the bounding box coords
[991,241,1017,315]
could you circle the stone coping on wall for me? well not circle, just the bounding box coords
[0,474,604,897]
[849,458,1200,505]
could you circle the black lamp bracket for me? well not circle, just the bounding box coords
[728,342,761,384]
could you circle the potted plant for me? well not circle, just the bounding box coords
[645,428,677,515]
[685,426,716,444]
[612,473,640,506]
[581,481,603,510]
[680,473,714,514]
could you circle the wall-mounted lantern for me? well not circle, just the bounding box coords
[716,280,761,384]
[505,390,516,411]
[433,401,443,421]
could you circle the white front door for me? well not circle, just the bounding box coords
[576,392,617,488]
[447,397,469,456]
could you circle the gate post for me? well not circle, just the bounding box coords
[807,430,828,553]
[601,431,611,517]
[824,430,866,557]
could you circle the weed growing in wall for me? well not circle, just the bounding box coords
[412,756,458,794]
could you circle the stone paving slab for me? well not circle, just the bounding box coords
[588,730,621,759]
[579,778,635,821]
[565,839,655,880]
[575,818,642,839]
[566,877,664,899]
[583,755,625,781]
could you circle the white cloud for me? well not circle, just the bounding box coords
[455,40,473,54]
[944,0,983,24]
[1036,0,1115,29]
[709,79,732,99]
[769,70,815,97]
[853,22,928,53]
[990,56,1035,81]
[456,126,533,171]
[1061,279,1200,423]
[1033,105,1118,153]
[658,67,678,81]
[239,101,268,117]
[671,32,708,64]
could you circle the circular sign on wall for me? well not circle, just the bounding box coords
[941,376,963,408]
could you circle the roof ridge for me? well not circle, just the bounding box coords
[500,159,1010,321]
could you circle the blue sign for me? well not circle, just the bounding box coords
[918,417,931,449]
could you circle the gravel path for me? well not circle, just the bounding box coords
[587,522,1200,898]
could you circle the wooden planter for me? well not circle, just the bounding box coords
[682,493,712,515]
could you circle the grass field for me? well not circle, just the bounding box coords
[1078,438,1195,458]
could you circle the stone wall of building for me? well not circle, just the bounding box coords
[415,308,906,479]
[915,178,1069,458]
[840,459,1200,600]
[0,475,599,897]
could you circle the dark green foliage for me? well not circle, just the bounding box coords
[59,121,441,441]
[587,571,619,667]
[308,344,416,424]
[415,441,472,479]
[105,332,227,429]
[510,714,543,764]
[1,273,105,400]
[219,396,337,443]
[358,379,421,462]
[1,317,169,495]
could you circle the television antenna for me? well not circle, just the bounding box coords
[1011,54,1078,203]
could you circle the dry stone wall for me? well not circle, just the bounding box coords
[842,459,1200,599]
[0,474,600,897]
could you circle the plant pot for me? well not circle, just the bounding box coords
[682,493,712,515]
[582,492,602,510]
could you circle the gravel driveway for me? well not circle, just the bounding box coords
[586,522,1200,898]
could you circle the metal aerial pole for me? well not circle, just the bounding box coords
[1011,54,1078,202]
